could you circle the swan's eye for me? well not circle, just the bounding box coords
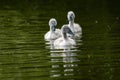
[71,14,73,16]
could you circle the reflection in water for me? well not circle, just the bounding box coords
[50,49,80,78]
[45,40,55,50]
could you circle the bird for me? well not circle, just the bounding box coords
[54,25,76,49]
[67,11,82,38]
[44,18,61,40]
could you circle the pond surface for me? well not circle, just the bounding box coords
[0,0,120,80]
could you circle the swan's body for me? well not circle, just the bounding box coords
[67,11,82,37]
[54,25,76,49]
[44,18,61,40]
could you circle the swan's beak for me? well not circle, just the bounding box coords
[68,15,73,21]
[68,28,74,36]
[52,26,56,31]
[70,16,73,21]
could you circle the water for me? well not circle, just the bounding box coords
[0,0,120,80]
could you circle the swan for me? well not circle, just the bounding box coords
[67,11,82,37]
[54,25,76,49]
[44,18,61,40]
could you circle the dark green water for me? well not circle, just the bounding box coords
[0,0,120,80]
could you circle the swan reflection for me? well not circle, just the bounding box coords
[50,47,80,78]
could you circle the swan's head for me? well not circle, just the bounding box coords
[61,25,74,36]
[49,18,57,31]
[67,11,75,21]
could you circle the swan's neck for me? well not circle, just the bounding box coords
[69,20,74,25]
[50,26,55,33]
[69,21,74,33]
[62,32,68,40]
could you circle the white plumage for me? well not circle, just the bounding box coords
[67,11,82,38]
[44,18,61,40]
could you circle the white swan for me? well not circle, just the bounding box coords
[67,11,82,37]
[54,25,76,49]
[44,18,61,40]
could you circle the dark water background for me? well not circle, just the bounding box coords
[0,0,120,80]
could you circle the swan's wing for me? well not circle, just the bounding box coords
[55,29,61,36]
[54,37,63,46]
[44,31,50,40]
[68,38,76,45]
[73,23,82,38]
[45,31,60,40]
[56,28,61,32]
[74,23,82,32]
